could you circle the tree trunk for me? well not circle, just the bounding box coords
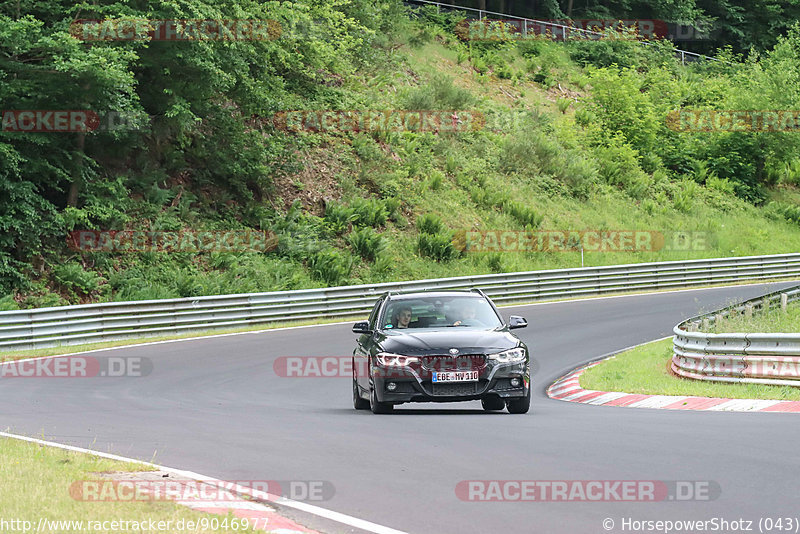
[67,131,85,207]
[68,81,90,208]
[566,0,574,18]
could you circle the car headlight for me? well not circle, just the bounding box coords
[487,347,526,363]
[376,352,419,366]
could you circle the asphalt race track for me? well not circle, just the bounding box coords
[3,282,800,534]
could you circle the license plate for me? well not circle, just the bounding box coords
[432,371,479,383]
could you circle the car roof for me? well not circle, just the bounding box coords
[385,290,485,300]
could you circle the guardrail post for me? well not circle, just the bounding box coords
[782,293,789,311]
[744,304,753,318]
[702,317,710,331]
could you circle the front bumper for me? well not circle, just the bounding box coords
[373,362,529,404]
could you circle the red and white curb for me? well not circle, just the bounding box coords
[95,471,316,533]
[0,431,408,534]
[548,359,800,413]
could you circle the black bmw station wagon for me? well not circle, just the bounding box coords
[352,289,530,414]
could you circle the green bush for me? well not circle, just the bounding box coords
[324,202,356,234]
[418,232,457,261]
[673,180,698,213]
[427,170,444,191]
[350,198,388,228]
[584,67,660,160]
[383,197,401,221]
[348,227,386,261]
[504,201,544,228]
[767,202,800,225]
[403,74,475,110]
[502,128,598,193]
[593,137,652,198]
[487,253,504,273]
[0,294,19,311]
[52,262,103,295]
[308,248,353,285]
[416,213,444,235]
[469,184,510,209]
[706,175,737,195]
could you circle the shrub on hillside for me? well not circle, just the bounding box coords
[348,227,386,261]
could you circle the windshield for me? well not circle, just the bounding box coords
[380,295,503,330]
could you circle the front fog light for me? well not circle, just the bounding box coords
[387,382,397,391]
[510,377,521,387]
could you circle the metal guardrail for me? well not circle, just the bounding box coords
[405,0,719,64]
[2,253,800,352]
[672,285,800,386]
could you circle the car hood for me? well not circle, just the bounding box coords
[376,328,520,356]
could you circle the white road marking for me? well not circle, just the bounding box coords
[0,431,409,534]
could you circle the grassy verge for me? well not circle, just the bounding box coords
[710,301,800,333]
[579,338,800,401]
[0,437,259,533]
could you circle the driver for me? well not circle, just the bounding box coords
[453,303,477,326]
[393,306,413,329]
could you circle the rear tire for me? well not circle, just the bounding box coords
[370,383,393,414]
[353,376,369,410]
[481,396,506,411]
[506,387,531,414]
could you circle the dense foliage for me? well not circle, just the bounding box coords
[2,0,800,309]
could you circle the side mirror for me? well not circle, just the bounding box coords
[508,316,528,329]
[352,321,372,334]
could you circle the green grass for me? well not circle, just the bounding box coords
[711,302,800,333]
[580,338,800,401]
[0,437,260,533]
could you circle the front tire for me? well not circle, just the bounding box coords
[353,376,369,410]
[481,396,506,411]
[506,387,531,414]
[370,383,393,414]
